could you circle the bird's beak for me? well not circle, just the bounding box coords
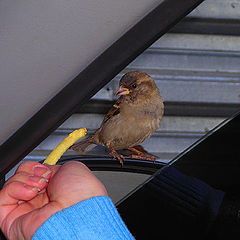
[116,86,130,96]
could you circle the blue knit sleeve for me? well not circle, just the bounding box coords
[32,196,135,240]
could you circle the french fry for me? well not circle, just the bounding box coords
[43,128,87,165]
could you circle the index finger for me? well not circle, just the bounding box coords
[16,161,49,175]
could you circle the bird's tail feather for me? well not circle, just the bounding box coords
[70,136,96,153]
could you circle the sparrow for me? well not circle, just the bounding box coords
[71,71,164,166]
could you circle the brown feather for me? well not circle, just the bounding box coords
[71,71,164,163]
[71,136,97,153]
[101,97,122,125]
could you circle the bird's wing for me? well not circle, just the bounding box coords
[102,97,122,124]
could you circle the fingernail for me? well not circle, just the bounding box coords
[24,184,41,192]
[28,175,48,184]
[38,188,46,194]
[33,164,48,170]
[41,169,52,178]
[33,165,51,177]
[38,178,48,184]
[32,187,41,192]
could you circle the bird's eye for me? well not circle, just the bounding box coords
[132,84,137,88]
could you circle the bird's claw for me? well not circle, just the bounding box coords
[108,144,125,167]
[110,152,125,167]
[130,154,156,163]
[128,146,156,163]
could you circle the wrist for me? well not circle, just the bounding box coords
[33,196,134,240]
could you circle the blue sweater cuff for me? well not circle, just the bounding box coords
[32,196,134,240]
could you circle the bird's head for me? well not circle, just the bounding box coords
[116,71,158,102]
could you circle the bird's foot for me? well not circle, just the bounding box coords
[109,152,125,167]
[108,144,125,167]
[128,146,156,163]
[130,154,156,162]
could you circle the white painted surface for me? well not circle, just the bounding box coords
[0,0,162,145]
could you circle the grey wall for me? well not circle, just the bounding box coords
[0,0,162,145]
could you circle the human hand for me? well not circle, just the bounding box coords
[0,161,107,240]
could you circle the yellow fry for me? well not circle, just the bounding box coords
[43,128,87,165]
